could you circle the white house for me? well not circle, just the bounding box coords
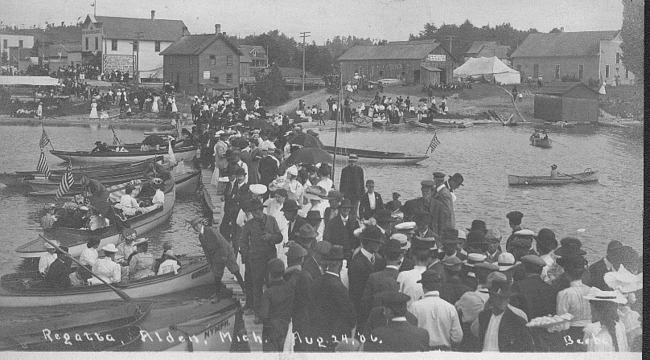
[1,32,35,57]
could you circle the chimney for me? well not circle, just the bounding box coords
[215,24,221,35]
[151,10,155,20]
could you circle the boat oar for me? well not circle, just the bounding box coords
[39,234,133,302]
[557,172,585,183]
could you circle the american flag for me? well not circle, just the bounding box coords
[109,125,121,145]
[55,162,74,200]
[36,149,51,178]
[39,127,51,149]
[428,132,441,153]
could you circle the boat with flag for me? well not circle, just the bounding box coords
[508,169,599,186]
[323,145,429,165]
[49,145,197,166]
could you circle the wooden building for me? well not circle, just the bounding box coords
[533,82,600,123]
[160,25,245,96]
[338,41,457,85]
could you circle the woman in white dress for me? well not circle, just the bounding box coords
[171,96,178,113]
[582,289,629,352]
[284,166,304,205]
[264,188,289,266]
[89,100,99,119]
[151,94,160,113]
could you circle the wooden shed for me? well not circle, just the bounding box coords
[533,82,600,123]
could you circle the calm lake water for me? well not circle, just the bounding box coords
[0,122,643,275]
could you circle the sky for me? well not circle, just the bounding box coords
[1,0,625,44]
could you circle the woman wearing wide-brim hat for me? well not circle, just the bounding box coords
[128,238,156,280]
[555,253,592,352]
[582,289,630,352]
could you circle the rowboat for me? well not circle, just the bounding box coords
[0,302,152,350]
[15,182,176,259]
[322,145,428,165]
[137,299,240,352]
[49,145,197,165]
[0,258,214,307]
[508,170,599,186]
[406,119,472,129]
[530,136,552,148]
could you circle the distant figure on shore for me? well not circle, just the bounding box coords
[550,165,558,179]
[89,100,98,119]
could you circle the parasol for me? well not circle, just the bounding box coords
[142,135,166,146]
[285,147,332,166]
[286,133,323,148]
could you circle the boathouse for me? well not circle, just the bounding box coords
[533,82,600,123]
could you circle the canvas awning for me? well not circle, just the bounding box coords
[139,67,163,79]
[85,80,114,87]
[0,76,60,86]
[453,56,520,85]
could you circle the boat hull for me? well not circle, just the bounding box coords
[530,137,552,148]
[174,170,201,195]
[508,171,599,186]
[0,260,213,307]
[49,146,197,165]
[322,145,428,165]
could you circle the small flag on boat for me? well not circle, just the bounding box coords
[109,125,121,145]
[427,132,441,153]
[39,127,51,149]
[55,162,74,200]
[36,149,51,178]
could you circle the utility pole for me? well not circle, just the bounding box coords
[300,31,310,91]
[133,31,144,83]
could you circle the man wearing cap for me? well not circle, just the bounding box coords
[397,235,434,307]
[323,198,359,259]
[260,258,294,352]
[239,198,283,319]
[363,292,430,352]
[439,257,472,305]
[283,199,306,243]
[283,242,313,350]
[588,240,625,291]
[361,238,404,311]
[339,154,365,217]
[445,173,464,204]
[413,210,436,246]
[430,172,455,237]
[258,142,280,192]
[440,228,467,262]
[221,166,249,255]
[311,245,356,352]
[348,226,387,334]
[39,240,60,276]
[401,180,434,223]
[483,229,502,263]
[508,229,537,260]
[504,211,524,251]
[359,179,384,221]
[40,205,57,229]
[477,279,534,352]
[409,270,463,350]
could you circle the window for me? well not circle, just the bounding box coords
[516,65,521,72]
[203,71,210,80]
[616,53,620,64]
[85,38,89,50]
[155,41,161,52]
[251,50,257,57]
[2,39,7,49]
[226,55,233,66]
[605,65,610,78]
[554,65,560,79]
[95,37,98,50]
[111,40,118,51]
[18,40,23,48]
[533,64,539,78]
[210,55,216,66]
[578,64,584,79]
[625,69,629,79]
[132,41,138,52]
[226,73,233,84]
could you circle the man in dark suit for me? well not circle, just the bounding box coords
[310,245,357,352]
[258,144,279,189]
[283,242,313,352]
[323,198,359,259]
[339,154,364,217]
[430,172,455,237]
[282,199,306,243]
[220,166,249,257]
[477,279,534,352]
[510,255,558,320]
[401,180,435,222]
[439,256,472,305]
[588,240,624,291]
[359,179,384,220]
[260,258,294,352]
[348,226,387,335]
[302,238,329,284]
[364,292,430,352]
[323,190,343,221]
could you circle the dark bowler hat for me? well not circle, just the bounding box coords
[383,239,404,254]
[467,220,487,233]
[535,228,557,252]
[442,256,463,272]
[268,258,285,276]
[281,199,300,212]
[314,241,332,256]
[488,279,516,298]
[420,180,435,188]
[339,198,354,209]
[506,211,524,222]
[326,190,343,200]
[432,172,446,179]
[450,173,464,186]
[466,230,488,246]
[440,228,464,244]
[418,270,445,284]
[374,209,393,223]
[286,242,308,259]
[305,210,322,221]
[413,208,431,220]
[411,236,437,251]
[554,237,587,257]
[233,167,247,176]
[322,245,345,260]
[607,240,625,253]
[375,291,410,310]
[358,226,385,244]
[297,223,318,239]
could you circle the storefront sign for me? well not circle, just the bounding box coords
[427,54,446,62]
[203,71,210,80]
[103,54,134,73]
[82,29,101,35]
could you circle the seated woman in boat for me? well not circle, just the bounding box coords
[62,193,86,211]
[129,238,156,280]
[91,141,111,153]
[148,162,172,182]
[116,228,137,265]
[157,250,181,275]
[88,207,110,231]
[39,240,60,277]
[78,237,100,281]
[116,184,143,217]
[88,244,121,285]
[141,179,165,213]
[40,204,58,229]
[45,246,73,289]
[550,164,559,179]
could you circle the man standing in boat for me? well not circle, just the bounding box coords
[339,154,365,218]
[550,165,558,179]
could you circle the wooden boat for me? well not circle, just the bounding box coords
[322,145,428,165]
[530,136,552,148]
[174,169,201,195]
[406,119,472,129]
[49,145,197,165]
[15,182,176,259]
[508,170,599,186]
[0,302,152,350]
[137,299,239,352]
[0,258,214,307]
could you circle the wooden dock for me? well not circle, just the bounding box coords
[200,168,264,351]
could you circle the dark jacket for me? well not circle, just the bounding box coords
[587,258,612,291]
[260,278,294,351]
[258,156,279,187]
[311,273,357,350]
[430,186,455,237]
[401,197,430,223]
[286,217,307,243]
[45,257,72,289]
[323,214,359,256]
[364,320,430,352]
[359,191,384,220]
[477,307,534,352]
[283,265,313,334]
[511,274,559,320]
[339,164,365,201]
[239,214,282,262]
[347,251,386,331]
[303,256,322,284]
[439,276,472,305]
[223,181,249,216]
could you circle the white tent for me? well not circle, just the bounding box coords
[453,56,521,85]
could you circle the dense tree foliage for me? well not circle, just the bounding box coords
[620,0,644,81]
[252,64,289,106]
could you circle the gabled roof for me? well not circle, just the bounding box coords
[86,15,188,42]
[40,43,82,58]
[466,41,498,55]
[476,44,510,59]
[338,42,442,61]
[238,45,267,59]
[159,34,244,56]
[511,31,619,58]
[534,82,599,95]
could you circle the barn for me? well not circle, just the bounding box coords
[533,82,600,123]
[337,41,457,85]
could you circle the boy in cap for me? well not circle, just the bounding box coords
[483,229,502,263]
[385,192,402,212]
[359,179,384,220]
[260,258,294,351]
[504,211,524,250]
[283,242,313,351]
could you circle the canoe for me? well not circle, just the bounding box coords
[15,182,176,259]
[508,171,599,186]
[406,119,472,129]
[138,301,239,351]
[16,158,157,179]
[530,136,552,148]
[174,169,201,195]
[0,302,152,350]
[322,145,428,165]
[0,258,214,307]
[49,145,197,165]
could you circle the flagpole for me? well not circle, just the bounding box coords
[42,122,54,150]
[331,67,341,182]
